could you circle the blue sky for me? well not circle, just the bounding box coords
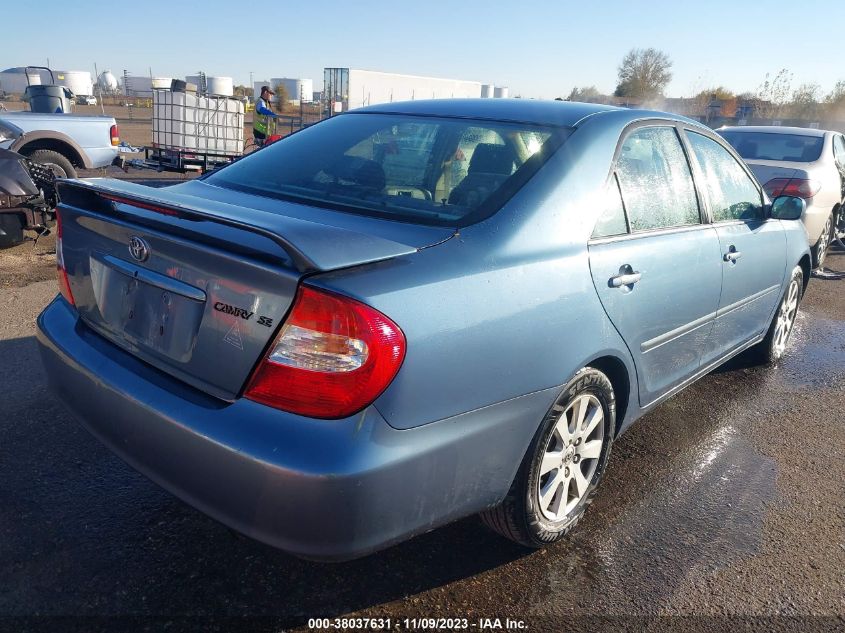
[3,0,843,99]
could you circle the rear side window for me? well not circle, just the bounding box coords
[720,131,824,163]
[687,131,763,222]
[207,113,566,227]
[615,126,700,232]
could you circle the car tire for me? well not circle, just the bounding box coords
[812,213,833,269]
[752,265,803,364]
[0,213,25,249]
[27,149,77,179]
[481,367,615,548]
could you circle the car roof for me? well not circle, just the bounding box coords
[351,98,622,127]
[718,125,828,138]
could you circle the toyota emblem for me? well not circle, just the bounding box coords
[128,236,150,262]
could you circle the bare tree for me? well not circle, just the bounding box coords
[614,48,673,100]
[824,80,845,120]
[273,83,290,113]
[755,69,793,119]
[788,83,821,120]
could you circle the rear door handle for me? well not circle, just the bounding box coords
[723,248,742,262]
[609,271,642,288]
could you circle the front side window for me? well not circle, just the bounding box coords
[687,131,763,222]
[615,126,700,232]
[207,113,566,227]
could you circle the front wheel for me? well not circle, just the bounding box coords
[753,265,803,364]
[481,367,615,548]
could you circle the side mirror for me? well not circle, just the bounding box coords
[770,196,806,221]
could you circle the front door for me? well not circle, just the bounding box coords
[589,125,723,406]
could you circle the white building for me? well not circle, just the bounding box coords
[323,68,483,112]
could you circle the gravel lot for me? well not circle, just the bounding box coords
[0,212,842,631]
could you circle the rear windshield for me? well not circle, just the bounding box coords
[719,130,824,163]
[206,113,568,227]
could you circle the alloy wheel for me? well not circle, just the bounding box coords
[772,278,800,357]
[817,215,832,268]
[536,394,604,521]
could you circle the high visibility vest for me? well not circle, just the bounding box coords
[254,98,271,134]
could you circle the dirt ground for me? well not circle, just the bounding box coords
[0,232,56,289]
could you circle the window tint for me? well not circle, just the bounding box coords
[207,113,564,227]
[592,175,628,238]
[616,126,700,231]
[687,131,763,222]
[719,130,824,163]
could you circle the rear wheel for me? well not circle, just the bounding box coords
[834,207,845,249]
[812,213,833,269]
[481,367,615,548]
[27,149,77,179]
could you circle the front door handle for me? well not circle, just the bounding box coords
[609,271,642,288]
[723,247,742,262]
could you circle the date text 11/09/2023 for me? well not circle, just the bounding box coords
[307,618,528,630]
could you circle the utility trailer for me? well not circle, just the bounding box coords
[138,88,245,174]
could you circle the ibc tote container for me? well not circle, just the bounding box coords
[153,90,244,155]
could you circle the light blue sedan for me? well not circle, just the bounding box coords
[37,100,810,560]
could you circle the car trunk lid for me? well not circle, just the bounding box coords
[57,178,453,400]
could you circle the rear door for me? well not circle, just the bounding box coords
[683,129,786,359]
[589,124,723,406]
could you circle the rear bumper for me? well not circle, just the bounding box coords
[37,297,552,560]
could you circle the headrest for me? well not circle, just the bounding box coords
[468,144,515,175]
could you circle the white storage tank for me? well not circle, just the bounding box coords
[0,69,42,94]
[53,70,93,96]
[493,86,509,99]
[271,78,313,103]
[206,76,234,96]
[98,70,119,92]
[481,84,494,98]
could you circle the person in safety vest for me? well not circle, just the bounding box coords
[253,86,278,147]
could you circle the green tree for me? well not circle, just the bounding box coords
[614,48,673,100]
[566,85,607,103]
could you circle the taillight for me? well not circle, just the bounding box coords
[55,208,75,306]
[763,178,821,199]
[245,285,405,419]
[110,124,120,146]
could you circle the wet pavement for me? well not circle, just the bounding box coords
[0,247,843,632]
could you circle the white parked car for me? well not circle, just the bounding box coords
[719,126,845,268]
[77,95,97,106]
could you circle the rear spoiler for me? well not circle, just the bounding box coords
[56,179,420,273]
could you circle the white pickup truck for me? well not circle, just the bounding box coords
[0,111,121,178]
